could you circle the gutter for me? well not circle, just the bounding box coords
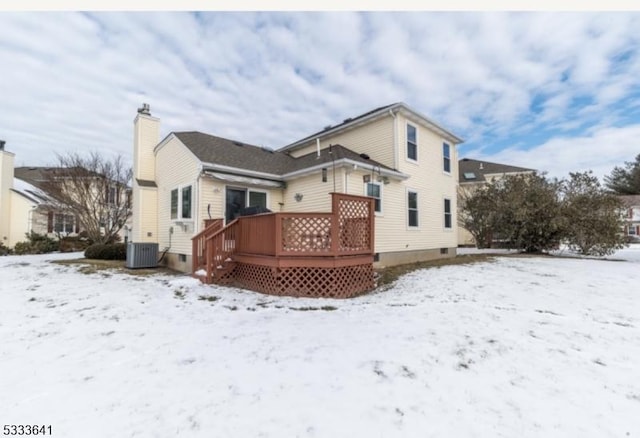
[200,162,283,181]
[389,108,398,170]
[282,158,409,181]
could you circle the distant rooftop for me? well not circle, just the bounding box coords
[458,158,535,183]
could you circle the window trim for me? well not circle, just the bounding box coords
[171,184,194,222]
[53,213,75,234]
[444,197,453,230]
[406,123,418,163]
[443,142,451,174]
[247,189,269,209]
[407,189,419,229]
[224,185,271,222]
[170,188,179,220]
[364,181,383,215]
[181,185,193,219]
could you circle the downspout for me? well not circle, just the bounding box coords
[195,164,203,235]
[389,109,398,170]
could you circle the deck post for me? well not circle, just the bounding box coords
[330,193,339,255]
[274,213,283,256]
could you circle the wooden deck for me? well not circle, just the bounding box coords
[192,193,375,298]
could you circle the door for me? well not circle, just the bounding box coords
[225,188,246,223]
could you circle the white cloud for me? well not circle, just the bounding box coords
[0,11,639,180]
[477,124,640,181]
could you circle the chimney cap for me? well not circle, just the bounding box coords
[137,103,151,116]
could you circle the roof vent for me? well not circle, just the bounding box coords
[261,146,273,153]
[479,163,484,170]
[343,117,353,123]
[323,125,332,131]
[233,141,244,147]
[0,140,5,150]
[359,153,370,160]
[137,103,151,115]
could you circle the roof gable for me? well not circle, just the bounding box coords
[279,102,464,153]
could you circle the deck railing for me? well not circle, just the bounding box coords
[204,219,239,284]
[193,193,375,283]
[191,218,223,274]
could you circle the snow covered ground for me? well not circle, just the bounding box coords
[1,246,639,438]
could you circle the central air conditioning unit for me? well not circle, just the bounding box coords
[126,242,159,269]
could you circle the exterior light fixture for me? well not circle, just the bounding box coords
[322,168,327,182]
[294,193,303,202]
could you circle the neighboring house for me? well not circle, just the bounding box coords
[457,158,536,247]
[619,195,640,241]
[0,142,60,247]
[0,141,129,248]
[131,102,463,283]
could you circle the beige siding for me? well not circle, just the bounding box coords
[361,113,459,256]
[131,185,158,243]
[283,112,460,256]
[289,116,395,169]
[198,178,226,227]
[0,150,14,246]
[133,114,159,182]
[7,192,33,246]
[283,168,343,213]
[155,138,202,255]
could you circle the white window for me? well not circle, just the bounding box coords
[407,123,417,161]
[170,189,178,220]
[248,191,267,209]
[365,182,382,213]
[106,186,118,205]
[181,186,192,219]
[54,214,75,234]
[407,190,419,227]
[444,198,452,229]
[443,143,451,173]
[171,185,193,220]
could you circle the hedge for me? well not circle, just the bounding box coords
[84,243,127,260]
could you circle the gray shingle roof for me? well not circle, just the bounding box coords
[173,131,392,177]
[458,158,535,183]
[174,132,295,175]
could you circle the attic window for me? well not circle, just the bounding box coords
[463,172,477,180]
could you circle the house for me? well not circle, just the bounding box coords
[620,195,640,241]
[0,142,63,248]
[131,102,463,296]
[0,141,129,248]
[457,158,535,247]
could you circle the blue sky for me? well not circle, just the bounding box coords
[1,11,639,179]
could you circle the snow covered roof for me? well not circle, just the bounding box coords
[11,177,54,205]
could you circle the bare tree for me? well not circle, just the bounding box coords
[42,152,132,244]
